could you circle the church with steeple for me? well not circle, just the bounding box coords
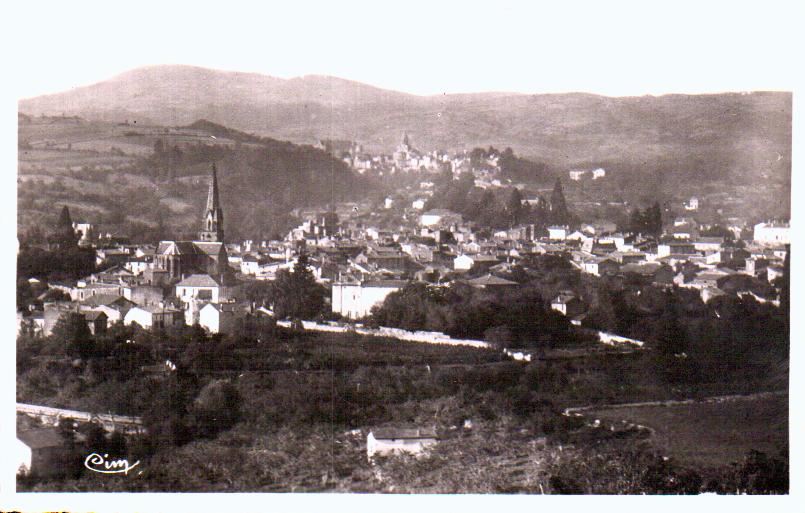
[144,163,235,287]
[199,163,224,242]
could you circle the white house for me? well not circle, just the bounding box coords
[453,254,475,271]
[420,209,461,228]
[753,221,790,245]
[331,280,406,319]
[547,226,568,241]
[568,170,587,181]
[551,292,584,317]
[592,168,606,179]
[199,303,241,334]
[124,305,184,330]
[124,258,149,276]
[240,256,261,275]
[367,427,438,460]
[411,199,426,210]
[175,274,223,304]
[693,238,724,252]
[685,197,699,211]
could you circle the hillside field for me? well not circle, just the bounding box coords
[589,393,788,469]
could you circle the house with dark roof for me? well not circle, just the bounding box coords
[175,274,225,303]
[82,310,108,335]
[199,302,244,334]
[79,294,136,322]
[551,292,585,317]
[467,274,518,290]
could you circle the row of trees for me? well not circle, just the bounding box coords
[427,169,572,230]
[370,280,596,348]
[628,202,663,237]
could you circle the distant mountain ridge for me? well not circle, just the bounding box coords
[19,65,791,183]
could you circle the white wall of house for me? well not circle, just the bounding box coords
[551,302,568,315]
[753,223,790,245]
[366,432,437,459]
[124,307,183,329]
[124,307,154,328]
[420,214,442,227]
[453,254,474,270]
[582,262,600,276]
[332,283,401,319]
[548,227,567,240]
[199,304,238,334]
[176,285,220,303]
[240,260,260,275]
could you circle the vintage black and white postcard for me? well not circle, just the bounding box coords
[2,1,801,512]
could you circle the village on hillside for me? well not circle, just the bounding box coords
[16,131,790,493]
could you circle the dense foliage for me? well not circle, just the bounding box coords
[369,281,596,348]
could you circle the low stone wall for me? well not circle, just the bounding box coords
[276,320,492,348]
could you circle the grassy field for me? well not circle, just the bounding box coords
[590,393,788,469]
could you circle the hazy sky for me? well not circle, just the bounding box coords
[5,0,802,99]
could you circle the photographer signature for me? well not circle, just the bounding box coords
[84,452,141,475]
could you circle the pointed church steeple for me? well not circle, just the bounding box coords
[199,163,224,242]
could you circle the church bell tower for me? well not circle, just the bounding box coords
[199,163,224,242]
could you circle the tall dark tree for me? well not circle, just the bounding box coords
[647,202,663,238]
[549,177,569,225]
[50,205,78,249]
[51,312,94,360]
[651,290,690,384]
[629,208,645,235]
[271,251,326,320]
[506,188,525,227]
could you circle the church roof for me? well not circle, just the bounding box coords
[157,241,197,255]
[193,241,224,255]
[156,240,224,256]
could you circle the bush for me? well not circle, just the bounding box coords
[189,380,242,438]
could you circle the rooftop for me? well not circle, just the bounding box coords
[371,427,438,440]
[17,428,65,449]
[468,274,518,287]
[176,274,221,287]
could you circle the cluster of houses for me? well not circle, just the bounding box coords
[18,155,790,345]
[317,133,450,175]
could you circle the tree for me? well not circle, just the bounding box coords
[189,379,242,438]
[647,202,663,238]
[650,291,690,384]
[272,251,326,320]
[506,188,525,227]
[549,177,569,225]
[51,312,94,360]
[484,326,515,350]
[50,205,78,249]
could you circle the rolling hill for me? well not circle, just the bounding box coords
[19,66,791,181]
[17,116,374,241]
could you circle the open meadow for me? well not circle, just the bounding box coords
[589,393,788,469]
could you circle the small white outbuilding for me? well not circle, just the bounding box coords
[367,427,438,459]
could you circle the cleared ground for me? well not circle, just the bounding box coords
[590,393,788,468]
